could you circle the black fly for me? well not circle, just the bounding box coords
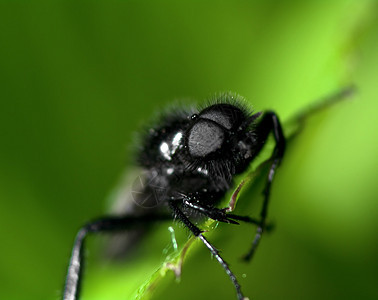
[63,93,286,300]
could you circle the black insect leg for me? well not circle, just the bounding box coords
[169,200,246,300]
[63,214,171,300]
[243,111,285,261]
[183,199,260,226]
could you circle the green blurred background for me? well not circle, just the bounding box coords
[0,1,377,299]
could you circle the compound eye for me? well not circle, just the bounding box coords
[200,104,244,130]
[188,119,225,158]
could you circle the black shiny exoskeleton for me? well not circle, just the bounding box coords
[63,94,286,300]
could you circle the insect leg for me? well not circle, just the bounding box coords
[63,214,171,300]
[243,111,285,261]
[169,200,246,300]
[183,199,260,225]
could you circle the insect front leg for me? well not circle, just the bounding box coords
[182,197,261,226]
[169,200,247,300]
[243,111,285,261]
[63,214,171,300]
